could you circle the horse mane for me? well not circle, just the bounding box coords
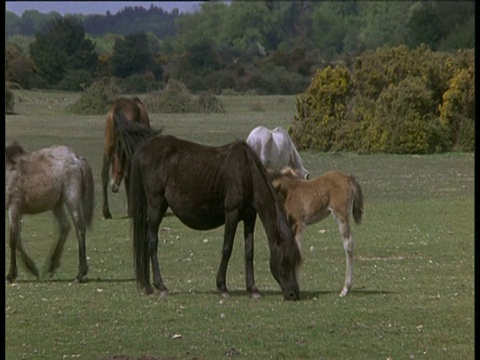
[114,111,162,168]
[5,142,26,166]
[242,145,302,266]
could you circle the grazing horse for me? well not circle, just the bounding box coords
[113,117,302,300]
[5,142,95,283]
[101,97,150,219]
[269,167,364,296]
[246,125,309,179]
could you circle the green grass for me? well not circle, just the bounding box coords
[5,90,474,359]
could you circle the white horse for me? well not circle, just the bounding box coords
[246,126,309,179]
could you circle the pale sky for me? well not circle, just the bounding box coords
[6,1,203,16]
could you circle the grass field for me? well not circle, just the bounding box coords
[5,90,474,359]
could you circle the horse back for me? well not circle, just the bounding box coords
[133,136,261,229]
[6,146,83,214]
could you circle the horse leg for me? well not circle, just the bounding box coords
[124,173,131,216]
[101,152,113,219]
[65,200,89,283]
[293,222,305,286]
[216,210,240,298]
[243,214,261,299]
[337,218,354,297]
[7,208,39,281]
[147,201,169,296]
[48,204,71,276]
[6,209,20,282]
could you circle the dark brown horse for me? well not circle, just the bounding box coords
[269,167,364,296]
[5,142,95,282]
[114,117,302,300]
[101,97,150,219]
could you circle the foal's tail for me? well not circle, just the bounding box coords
[128,149,151,292]
[349,175,364,225]
[79,157,95,228]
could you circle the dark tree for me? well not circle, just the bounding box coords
[29,16,98,85]
[111,32,154,78]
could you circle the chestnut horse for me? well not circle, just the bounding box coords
[5,142,95,283]
[113,116,302,300]
[101,97,150,219]
[269,167,364,297]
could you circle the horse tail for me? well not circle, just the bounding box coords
[349,175,364,225]
[79,157,95,228]
[129,149,150,291]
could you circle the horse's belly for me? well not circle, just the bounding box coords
[22,194,60,214]
[167,195,225,230]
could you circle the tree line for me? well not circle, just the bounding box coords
[5,1,474,153]
[6,1,474,94]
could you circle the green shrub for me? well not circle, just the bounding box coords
[202,71,237,94]
[144,79,225,114]
[439,66,475,151]
[57,70,94,91]
[194,92,226,113]
[290,65,352,151]
[292,45,473,153]
[67,77,120,115]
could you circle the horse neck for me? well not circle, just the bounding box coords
[248,153,290,244]
[290,145,305,170]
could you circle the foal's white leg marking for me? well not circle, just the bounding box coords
[335,218,354,297]
[294,222,306,286]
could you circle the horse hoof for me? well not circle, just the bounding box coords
[6,275,16,283]
[103,212,112,220]
[250,292,262,300]
[220,291,230,299]
[145,287,154,295]
[76,276,89,283]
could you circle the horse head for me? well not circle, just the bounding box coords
[110,153,124,193]
[5,142,26,166]
[268,213,302,301]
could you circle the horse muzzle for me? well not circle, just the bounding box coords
[284,289,300,301]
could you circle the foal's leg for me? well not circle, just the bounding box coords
[48,204,72,276]
[147,201,169,296]
[243,214,261,299]
[336,218,354,297]
[216,209,240,298]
